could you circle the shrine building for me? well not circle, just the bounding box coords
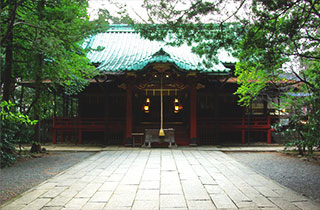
[52,25,277,146]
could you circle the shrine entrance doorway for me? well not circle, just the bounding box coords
[130,67,191,145]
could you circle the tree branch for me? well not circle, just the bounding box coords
[306,0,320,18]
[221,0,246,23]
[283,52,320,60]
[291,69,315,90]
[0,0,18,46]
[13,21,46,29]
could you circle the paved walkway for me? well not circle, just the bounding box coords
[1,149,319,210]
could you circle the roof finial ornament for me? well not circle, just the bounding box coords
[152,48,170,57]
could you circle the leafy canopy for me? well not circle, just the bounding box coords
[134,0,320,152]
[1,0,110,96]
[134,0,320,105]
[0,0,110,165]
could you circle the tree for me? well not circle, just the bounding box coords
[135,0,319,97]
[228,0,320,154]
[134,0,320,152]
[1,0,109,154]
[1,0,109,100]
[234,0,320,104]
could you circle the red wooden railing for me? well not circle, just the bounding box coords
[53,116,273,145]
[197,116,273,144]
[52,117,106,144]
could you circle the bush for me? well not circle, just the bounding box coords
[275,91,320,156]
[0,101,37,168]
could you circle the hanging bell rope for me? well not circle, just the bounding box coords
[159,75,165,137]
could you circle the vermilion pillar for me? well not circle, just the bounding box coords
[190,86,197,145]
[241,115,246,144]
[267,116,271,144]
[52,116,57,144]
[125,84,133,145]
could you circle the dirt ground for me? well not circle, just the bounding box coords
[0,151,95,205]
[227,151,320,203]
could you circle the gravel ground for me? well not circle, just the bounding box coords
[0,151,95,205]
[227,152,320,203]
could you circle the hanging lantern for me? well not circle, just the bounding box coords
[144,98,150,113]
[144,105,149,112]
[174,105,179,113]
[174,98,181,113]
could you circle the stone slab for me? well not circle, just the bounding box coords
[1,149,319,210]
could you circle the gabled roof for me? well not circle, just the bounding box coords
[83,25,236,75]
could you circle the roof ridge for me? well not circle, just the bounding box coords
[107,24,135,32]
[125,47,202,71]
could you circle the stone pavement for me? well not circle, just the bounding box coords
[1,149,319,210]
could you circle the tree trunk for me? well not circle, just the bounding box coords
[0,0,18,46]
[19,85,24,112]
[66,95,69,116]
[53,91,56,117]
[31,0,45,153]
[297,144,303,156]
[18,85,25,155]
[31,56,42,153]
[3,29,13,101]
[2,0,18,101]
[70,97,73,116]
[62,93,66,116]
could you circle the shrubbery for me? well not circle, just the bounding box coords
[0,101,37,168]
[274,65,320,156]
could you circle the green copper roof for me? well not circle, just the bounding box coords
[83,25,236,74]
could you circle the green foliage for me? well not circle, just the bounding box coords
[9,0,107,92]
[137,0,320,153]
[279,92,320,156]
[0,101,37,168]
[135,22,242,65]
[1,0,110,153]
[234,62,269,106]
[234,0,319,104]
[136,0,319,100]
[272,60,320,155]
[0,101,37,125]
[1,0,110,99]
[0,120,35,168]
[234,1,320,152]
